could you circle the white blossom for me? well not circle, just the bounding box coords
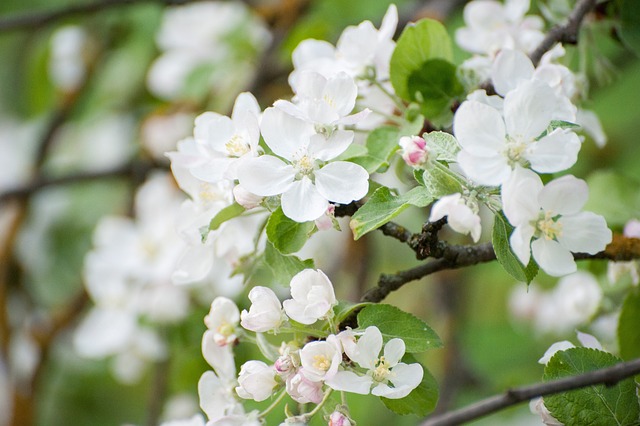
[429,193,482,242]
[204,297,240,346]
[299,335,342,382]
[237,105,369,223]
[502,167,611,276]
[326,326,423,399]
[285,368,324,404]
[240,286,286,333]
[235,360,278,402]
[283,269,337,324]
[454,80,580,186]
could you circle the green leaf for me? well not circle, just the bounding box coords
[423,131,460,163]
[584,171,640,228]
[407,59,464,118]
[420,163,464,199]
[347,126,401,173]
[333,301,371,324]
[357,304,442,352]
[544,347,640,426]
[390,18,453,101]
[350,186,433,240]
[618,288,640,361]
[263,241,314,286]
[381,358,439,416]
[619,0,640,56]
[208,203,246,231]
[492,213,538,283]
[266,207,316,254]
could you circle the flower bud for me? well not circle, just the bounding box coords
[235,360,277,402]
[328,411,352,426]
[240,286,285,333]
[399,135,429,167]
[233,184,263,209]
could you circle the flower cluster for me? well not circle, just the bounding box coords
[194,269,423,425]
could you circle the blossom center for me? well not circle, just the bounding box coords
[372,356,391,382]
[504,135,528,166]
[225,134,250,157]
[536,211,563,240]
[312,354,331,371]
[214,322,236,346]
[293,154,317,177]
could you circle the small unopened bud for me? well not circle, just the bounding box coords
[233,184,263,209]
[328,411,352,426]
[399,135,429,167]
[275,354,295,376]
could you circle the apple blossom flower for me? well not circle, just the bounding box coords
[235,360,278,402]
[48,26,91,93]
[233,185,263,209]
[204,297,240,346]
[299,335,342,382]
[399,135,430,168]
[429,193,482,242]
[455,0,545,56]
[240,286,286,333]
[283,269,337,324]
[286,368,324,404]
[454,80,581,186]
[326,326,423,399]
[237,105,369,223]
[276,71,369,139]
[530,398,563,426]
[502,167,612,276]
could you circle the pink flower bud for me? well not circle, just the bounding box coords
[399,135,429,167]
[328,411,352,426]
[233,184,263,209]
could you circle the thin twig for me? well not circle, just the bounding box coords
[421,357,640,426]
[529,0,598,66]
[0,0,215,33]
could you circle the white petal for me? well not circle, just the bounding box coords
[491,49,534,96]
[308,131,354,161]
[558,212,612,254]
[510,224,535,266]
[379,4,399,40]
[236,155,295,197]
[281,177,328,222]
[538,341,574,364]
[323,72,358,117]
[531,238,576,277]
[282,299,313,324]
[502,166,542,225]
[528,129,581,174]
[383,339,405,366]
[190,157,235,183]
[231,92,261,121]
[353,326,382,369]
[538,174,588,215]
[325,371,373,395]
[260,107,314,159]
[503,80,555,141]
[458,150,511,187]
[172,243,214,284]
[314,161,369,204]
[453,101,506,156]
[202,331,236,379]
[372,362,423,399]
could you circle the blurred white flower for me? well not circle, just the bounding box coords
[49,26,92,92]
[235,360,277,402]
[429,193,482,242]
[204,297,240,346]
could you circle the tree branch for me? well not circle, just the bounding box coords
[0,0,217,33]
[529,0,598,66]
[0,161,167,203]
[421,356,640,426]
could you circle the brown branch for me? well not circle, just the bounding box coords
[421,356,640,426]
[0,161,167,203]
[0,0,217,33]
[529,0,598,66]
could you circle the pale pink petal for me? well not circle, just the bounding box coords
[538,174,588,215]
[236,155,295,197]
[531,238,576,277]
[558,212,612,254]
[314,161,369,204]
[281,177,329,222]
